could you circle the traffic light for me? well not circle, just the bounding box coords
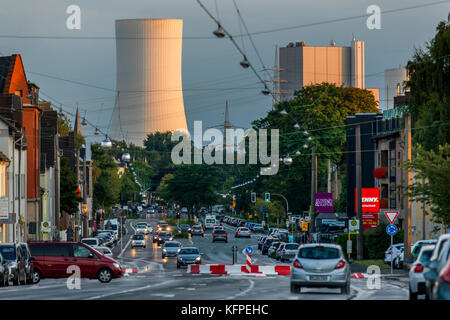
[251,192,256,203]
[233,195,236,208]
[176,212,180,219]
[265,192,270,202]
[76,186,82,199]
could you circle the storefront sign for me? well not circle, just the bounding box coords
[355,188,380,213]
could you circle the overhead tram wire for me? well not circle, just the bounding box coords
[195,0,274,98]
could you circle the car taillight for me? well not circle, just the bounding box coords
[224,234,227,237]
[201,229,203,232]
[388,251,392,255]
[282,249,286,254]
[238,231,240,233]
[213,234,217,237]
[413,264,424,273]
[335,259,346,269]
[293,259,303,269]
[441,267,450,284]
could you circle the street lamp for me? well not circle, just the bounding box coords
[213,25,226,38]
[240,55,250,69]
[283,156,293,166]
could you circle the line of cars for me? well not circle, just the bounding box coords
[407,233,450,300]
[222,216,264,233]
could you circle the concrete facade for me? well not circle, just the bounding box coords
[384,66,408,110]
[279,40,368,101]
[111,19,188,146]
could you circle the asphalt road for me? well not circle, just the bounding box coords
[0,215,409,300]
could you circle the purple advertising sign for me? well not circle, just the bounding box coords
[314,193,334,213]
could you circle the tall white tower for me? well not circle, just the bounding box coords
[111,19,188,146]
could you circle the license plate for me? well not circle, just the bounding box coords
[310,275,327,281]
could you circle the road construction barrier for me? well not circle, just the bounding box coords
[351,273,367,279]
[187,264,290,276]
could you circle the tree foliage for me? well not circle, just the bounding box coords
[404,144,450,225]
[60,157,82,214]
[91,143,121,210]
[249,83,379,213]
[406,14,450,150]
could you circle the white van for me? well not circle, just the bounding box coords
[205,215,218,230]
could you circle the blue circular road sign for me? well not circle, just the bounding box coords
[245,246,254,255]
[386,224,398,236]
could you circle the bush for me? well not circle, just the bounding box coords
[335,221,404,259]
[174,229,190,239]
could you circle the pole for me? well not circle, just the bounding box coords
[348,231,351,261]
[403,113,412,269]
[327,159,331,193]
[82,147,88,238]
[390,234,393,274]
[310,145,317,234]
[55,137,60,241]
[356,125,364,260]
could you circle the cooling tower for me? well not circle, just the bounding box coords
[111,19,188,146]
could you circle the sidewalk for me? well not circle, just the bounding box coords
[351,265,409,281]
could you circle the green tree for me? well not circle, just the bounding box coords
[163,165,219,218]
[58,114,71,137]
[144,131,177,153]
[404,144,450,225]
[250,83,379,213]
[120,169,142,203]
[406,14,450,150]
[60,157,82,214]
[91,143,121,210]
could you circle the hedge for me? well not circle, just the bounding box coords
[335,221,404,260]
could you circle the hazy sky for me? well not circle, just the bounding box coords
[0,0,448,149]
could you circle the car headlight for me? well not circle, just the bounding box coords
[177,248,181,253]
[195,257,201,261]
[162,249,167,252]
[169,237,173,241]
[178,257,183,261]
[113,263,120,269]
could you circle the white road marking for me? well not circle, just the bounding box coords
[85,280,176,300]
[224,279,255,300]
[151,293,175,298]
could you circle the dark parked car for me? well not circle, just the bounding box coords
[0,243,27,285]
[20,243,34,284]
[261,237,278,255]
[28,242,123,283]
[0,253,9,287]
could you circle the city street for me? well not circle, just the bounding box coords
[0,217,409,300]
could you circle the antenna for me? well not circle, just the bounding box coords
[266,45,288,108]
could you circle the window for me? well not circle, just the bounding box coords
[380,150,388,167]
[298,247,340,259]
[72,245,92,258]
[45,244,70,257]
[29,244,46,256]
[0,246,16,260]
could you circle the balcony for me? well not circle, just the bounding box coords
[373,167,388,179]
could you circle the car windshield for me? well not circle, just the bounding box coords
[298,246,340,259]
[0,246,16,260]
[180,248,199,254]
[285,244,299,250]
[206,219,215,223]
[133,234,144,240]
[164,242,180,247]
[137,224,147,228]
[240,228,249,231]
[83,240,97,245]
[160,232,170,236]
[215,230,226,234]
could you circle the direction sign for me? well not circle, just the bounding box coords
[245,246,253,255]
[349,219,359,233]
[386,224,398,236]
[384,211,399,224]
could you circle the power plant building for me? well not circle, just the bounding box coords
[278,39,378,104]
[111,19,188,146]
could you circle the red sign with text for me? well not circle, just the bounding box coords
[362,213,379,229]
[355,188,380,213]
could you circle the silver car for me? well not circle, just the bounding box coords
[277,243,300,262]
[131,234,146,249]
[162,241,181,258]
[92,246,114,259]
[409,244,435,299]
[235,227,251,238]
[290,244,351,294]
